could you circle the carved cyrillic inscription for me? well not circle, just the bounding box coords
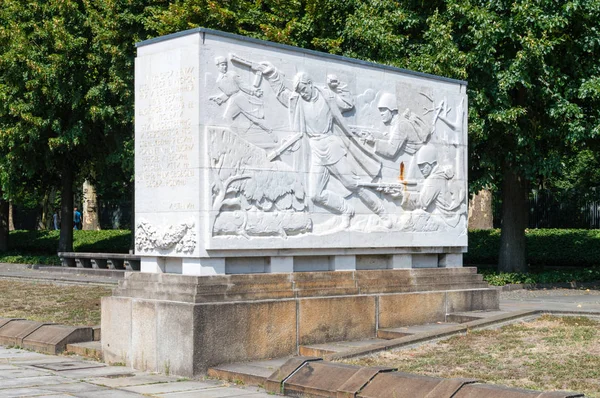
[137,67,197,189]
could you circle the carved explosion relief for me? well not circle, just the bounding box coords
[208,54,467,239]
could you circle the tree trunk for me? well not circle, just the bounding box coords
[82,180,100,230]
[0,191,8,252]
[468,189,493,230]
[8,201,15,231]
[58,165,74,253]
[498,168,529,272]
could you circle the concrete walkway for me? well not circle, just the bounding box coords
[0,263,122,286]
[0,346,275,397]
[2,264,600,397]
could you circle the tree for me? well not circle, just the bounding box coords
[412,1,600,271]
[0,1,159,250]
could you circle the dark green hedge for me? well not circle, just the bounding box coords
[7,230,131,254]
[4,228,600,268]
[466,229,600,268]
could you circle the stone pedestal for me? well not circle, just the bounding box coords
[102,268,498,377]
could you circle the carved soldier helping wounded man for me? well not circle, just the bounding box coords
[209,56,276,140]
[254,61,393,229]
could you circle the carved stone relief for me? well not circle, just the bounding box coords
[206,53,468,239]
[135,220,196,254]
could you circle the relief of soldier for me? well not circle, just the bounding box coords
[207,54,466,234]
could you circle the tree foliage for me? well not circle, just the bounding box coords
[0,0,598,264]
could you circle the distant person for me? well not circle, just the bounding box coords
[73,207,82,230]
[53,209,59,230]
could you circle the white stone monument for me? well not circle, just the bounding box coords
[134,28,468,275]
[102,28,497,377]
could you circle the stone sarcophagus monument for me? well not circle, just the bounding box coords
[102,28,498,376]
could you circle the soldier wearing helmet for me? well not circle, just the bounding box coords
[399,144,464,228]
[372,92,429,158]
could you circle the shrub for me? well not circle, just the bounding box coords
[7,230,131,254]
[481,268,600,286]
[466,229,600,268]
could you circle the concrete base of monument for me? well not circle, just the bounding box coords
[101,268,498,377]
[138,250,465,275]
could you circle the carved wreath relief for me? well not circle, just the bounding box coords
[208,54,467,239]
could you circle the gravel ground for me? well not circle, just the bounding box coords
[501,287,600,300]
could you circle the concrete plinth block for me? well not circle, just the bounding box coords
[391,254,412,269]
[412,254,438,268]
[0,318,23,329]
[131,300,157,372]
[332,255,356,271]
[424,378,478,398]
[453,383,576,397]
[269,256,294,273]
[539,390,585,397]
[438,253,463,268]
[379,292,446,328]
[193,299,297,374]
[358,372,444,398]
[156,301,195,377]
[284,361,362,397]
[101,296,132,366]
[0,320,50,347]
[92,259,108,269]
[22,325,93,355]
[92,326,101,341]
[181,257,225,275]
[265,357,322,394]
[299,296,376,345]
[446,289,500,313]
[337,367,397,398]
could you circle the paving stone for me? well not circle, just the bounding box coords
[53,365,137,379]
[123,380,225,394]
[33,360,105,371]
[0,367,53,378]
[155,386,271,397]
[42,381,110,394]
[0,387,63,397]
[0,375,68,389]
[68,390,145,397]
[84,373,181,388]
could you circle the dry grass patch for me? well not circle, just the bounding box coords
[343,315,600,397]
[0,280,112,326]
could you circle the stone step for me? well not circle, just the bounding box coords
[66,341,103,360]
[378,322,459,340]
[207,357,289,387]
[299,338,390,357]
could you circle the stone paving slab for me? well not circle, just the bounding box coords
[0,346,280,397]
[0,375,69,389]
[122,380,225,394]
[43,381,110,393]
[157,386,274,397]
[85,373,181,388]
[0,387,74,397]
[0,367,53,378]
[33,360,106,371]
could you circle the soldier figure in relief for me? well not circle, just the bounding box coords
[369,92,429,158]
[257,62,392,229]
[209,56,275,140]
[400,145,465,228]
